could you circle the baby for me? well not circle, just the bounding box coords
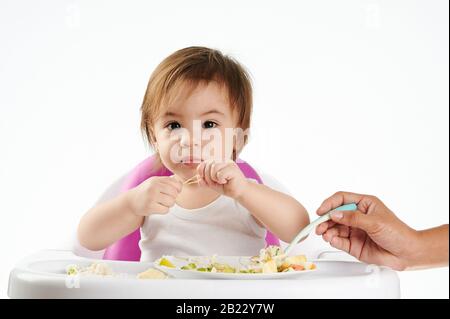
[78,47,310,261]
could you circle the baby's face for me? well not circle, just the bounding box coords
[153,81,241,180]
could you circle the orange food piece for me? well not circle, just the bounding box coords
[292,264,305,271]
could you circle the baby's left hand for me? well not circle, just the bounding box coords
[196,159,249,199]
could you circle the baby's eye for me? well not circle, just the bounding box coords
[203,121,218,129]
[166,121,181,130]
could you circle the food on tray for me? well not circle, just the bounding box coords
[158,257,176,268]
[65,262,167,279]
[66,264,79,276]
[65,246,315,279]
[155,245,316,274]
[137,268,167,279]
[65,262,114,276]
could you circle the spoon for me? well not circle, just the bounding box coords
[284,203,358,255]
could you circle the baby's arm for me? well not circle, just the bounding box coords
[77,176,182,251]
[197,160,310,243]
[236,182,309,242]
[77,191,143,251]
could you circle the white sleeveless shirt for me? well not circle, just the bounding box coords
[139,175,289,262]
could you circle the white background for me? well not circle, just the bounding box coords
[0,0,448,298]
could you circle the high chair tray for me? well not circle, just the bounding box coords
[8,250,400,298]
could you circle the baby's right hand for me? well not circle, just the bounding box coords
[127,176,182,216]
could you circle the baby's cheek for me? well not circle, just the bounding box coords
[216,128,235,161]
[223,138,234,160]
[170,148,185,166]
[156,141,178,165]
[200,144,230,163]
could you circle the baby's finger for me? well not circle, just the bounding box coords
[158,183,179,198]
[203,160,214,186]
[161,177,182,193]
[211,163,228,183]
[316,220,336,235]
[196,161,206,179]
[170,174,184,184]
[215,165,236,184]
[157,193,176,207]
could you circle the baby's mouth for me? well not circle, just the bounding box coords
[179,156,202,166]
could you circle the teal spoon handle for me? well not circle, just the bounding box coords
[284,203,358,255]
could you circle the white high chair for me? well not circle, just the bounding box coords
[8,164,401,298]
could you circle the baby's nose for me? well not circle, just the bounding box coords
[179,131,200,148]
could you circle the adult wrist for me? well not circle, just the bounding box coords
[406,225,449,269]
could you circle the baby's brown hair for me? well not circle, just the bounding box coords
[140,46,253,148]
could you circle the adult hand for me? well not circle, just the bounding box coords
[316,191,449,270]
